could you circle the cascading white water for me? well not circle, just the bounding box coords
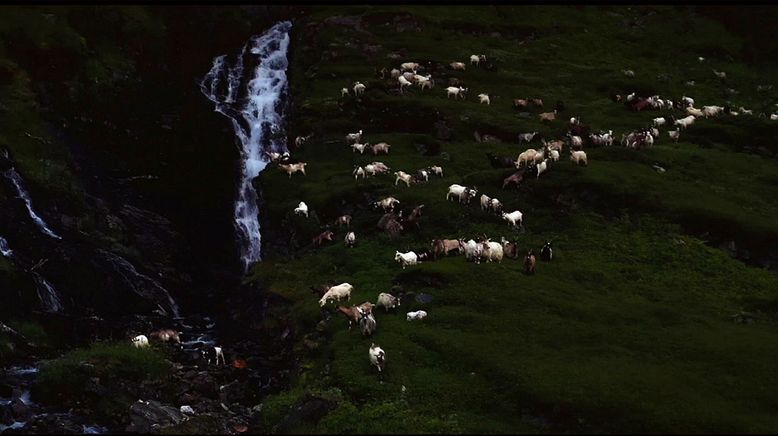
[31,273,63,313]
[3,168,62,240]
[200,21,292,272]
[0,235,12,257]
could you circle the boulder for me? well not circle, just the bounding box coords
[126,399,186,433]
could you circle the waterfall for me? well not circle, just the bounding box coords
[200,21,292,272]
[0,235,12,257]
[96,250,181,318]
[3,168,62,240]
[31,273,63,313]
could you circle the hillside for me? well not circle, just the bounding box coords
[249,5,778,433]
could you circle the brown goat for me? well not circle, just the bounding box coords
[312,230,335,247]
[336,305,363,331]
[502,170,525,189]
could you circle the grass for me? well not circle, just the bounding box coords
[250,5,778,433]
[32,341,171,417]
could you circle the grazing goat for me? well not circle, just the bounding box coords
[478,93,491,105]
[539,110,557,122]
[132,334,150,348]
[394,171,413,187]
[353,81,366,96]
[278,162,307,178]
[319,283,354,307]
[351,141,369,154]
[570,150,588,166]
[668,129,680,143]
[450,61,466,70]
[489,198,503,214]
[398,75,413,92]
[501,237,519,259]
[446,86,468,99]
[294,201,308,218]
[540,241,553,261]
[431,239,461,259]
[518,131,538,144]
[312,230,335,247]
[371,142,391,155]
[460,239,483,263]
[549,149,560,162]
[653,117,666,127]
[394,251,419,269]
[359,312,377,336]
[407,310,428,321]
[513,98,528,108]
[401,62,419,71]
[346,130,363,144]
[336,214,352,227]
[481,240,504,263]
[470,54,486,66]
[480,194,492,211]
[622,69,635,77]
[502,210,523,228]
[353,166,366,180]
[341,87,349,97]
[202,346,226,365]
[524,251,537,275]
[674,115,696,129]
[446,184,477,204]
[336,305,364,331]
[374,196,400,212]
[516,149,538,168]
[429,166,443,177]
[345,231,356,247]
[369,343,386,382]
[713,69,726,79]
[502,170,525,189]
[536,159,549,178]
[376,292,401,312]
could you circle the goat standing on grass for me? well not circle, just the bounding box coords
[369,343,386,383]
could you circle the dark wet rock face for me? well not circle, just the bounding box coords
[126,400,185,433]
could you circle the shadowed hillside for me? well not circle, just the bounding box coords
[250,5,778,433]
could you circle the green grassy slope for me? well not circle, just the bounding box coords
[251,5,778,433]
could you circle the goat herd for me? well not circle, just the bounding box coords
[270,53,778,381]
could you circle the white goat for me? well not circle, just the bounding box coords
[319,283,354,307]
[394,251,419,269]
[501,210,523,228]
[446,86,467,99]
[345,231,356,247]
[376,293,400,312]
[346,129,363,144]
[394,171,413,187]
[478,93,491,105]
[294,201,308,218]
[131,334,149,348]
[353,81,366,96]
[480,194,492,211]
[407,310,428,321]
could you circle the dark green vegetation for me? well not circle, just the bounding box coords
[32,342,171,420]
[250,5,778,433]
